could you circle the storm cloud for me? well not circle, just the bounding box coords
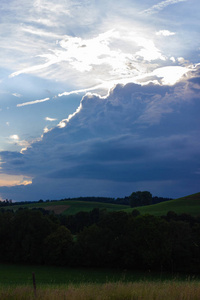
[0,70,200,201]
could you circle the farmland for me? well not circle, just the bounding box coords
[4,200,128,215]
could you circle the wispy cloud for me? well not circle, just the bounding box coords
[17,98,50,107]
[45,117,57,122]
[141,0,187,15]
[9,60,59,78]
[9,28,169,90]
[12,93,22,98]
[58,84,106,97]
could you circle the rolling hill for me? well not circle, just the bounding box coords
[1,192,200,217]
[3,200,128,215]
[125,192,200,217]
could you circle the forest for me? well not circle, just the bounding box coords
[0,206,200,274]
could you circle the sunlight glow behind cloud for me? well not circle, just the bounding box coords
[0,174,32,187]
[0,0,199,200]
[9,29,172,89]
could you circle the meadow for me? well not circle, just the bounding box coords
[0,264,200,300]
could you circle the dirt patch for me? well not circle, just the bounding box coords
[45,205,70,214]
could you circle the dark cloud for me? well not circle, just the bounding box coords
[0,75,200,201]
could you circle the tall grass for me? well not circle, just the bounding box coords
[1,281,200,300]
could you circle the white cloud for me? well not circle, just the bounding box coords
[12,93,22,98]
[135,37,166,61]
[45,117,57,122]
[10,135,19,141]
[8,135,30,152]
[170,57,176,63]
[57,102,83,128]
[156,30,176,36]
[43,126,50,133]
[8,28,169,88]
[152,66,190,85]
[9,59,60,78]
[17,97,50,107]
[141,0,187,15]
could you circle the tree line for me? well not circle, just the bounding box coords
[0,191,172,207]
[0,207,200,274]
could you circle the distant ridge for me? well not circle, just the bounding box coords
[127,192,200,217]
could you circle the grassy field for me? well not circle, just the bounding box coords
[125,192,200,217]
[2,192,200,217]
[0,264,182,286]
[1,279,200,300]
[0,264,200,299]
[5,200,128,215]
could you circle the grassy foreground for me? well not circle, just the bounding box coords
[1,264,200,299]
[1,281,200,300]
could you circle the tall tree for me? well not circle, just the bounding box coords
[129,191,152,207]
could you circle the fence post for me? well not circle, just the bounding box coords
[32,272,37,297]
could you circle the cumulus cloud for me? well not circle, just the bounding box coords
[0,70,200,201]
[156,30,176,36]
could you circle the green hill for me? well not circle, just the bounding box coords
[2,192,200,217]
[124,192,200,217]
[4,200,128,215]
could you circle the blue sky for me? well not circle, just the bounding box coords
[0,0,199,201]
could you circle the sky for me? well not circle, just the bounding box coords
[0,0,200,202]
